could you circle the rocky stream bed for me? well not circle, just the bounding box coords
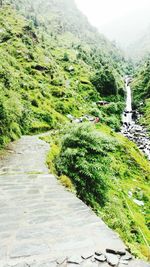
[121,78,150,160]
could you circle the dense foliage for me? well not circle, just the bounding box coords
[55,123,112,207]
[1,0,150,262]
[51,123,150,260]
[0,1,126,147]
[91,66,118,96]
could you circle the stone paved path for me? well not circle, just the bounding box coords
[0,136,149,267]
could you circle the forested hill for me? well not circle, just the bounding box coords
[0,0,128,147]
[11,0,126,68]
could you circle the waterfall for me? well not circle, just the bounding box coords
[122,76,150,160]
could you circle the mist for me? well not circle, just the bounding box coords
[75,0,150,50]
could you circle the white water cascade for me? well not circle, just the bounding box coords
[122,77,150,160]
[122,78,133,127]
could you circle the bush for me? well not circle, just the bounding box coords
[91,66,118,96]
[0,90,24,145]
[55,123,116,207]
[63,52,70,62]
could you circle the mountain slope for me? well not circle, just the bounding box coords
[0,1,127,147]
[99,8,150,51]
[127,26,150,61]
[0,1,150,261]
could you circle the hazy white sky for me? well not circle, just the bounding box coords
[75,0,150,27]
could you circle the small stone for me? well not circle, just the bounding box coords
[67,256,82,265]
[106,249,117,255]
[133,199,144,206]
[56,256,67,264]
[95,254,106,262]
[121,255,133,261]
[95,251,102,256]
[81,253,93,260]
[106,253,119,266]
[106,249,126,257]
[117,250,126,256]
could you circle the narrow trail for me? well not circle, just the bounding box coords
[0,136,149,267]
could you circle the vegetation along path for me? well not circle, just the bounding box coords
[0,135,149,267]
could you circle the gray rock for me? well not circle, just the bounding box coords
[95,254,106,262]
[121,255,133,261]
[81,253,93,260]
[67,256,82,265]
[133,199,144,206]
[106,249,117,255]
[56,256,68,265]
[106,253,119,266]
[117,251,126,256]
[95,251,102,256]
[106,249,126,256]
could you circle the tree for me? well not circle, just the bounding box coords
[91,66,118,97]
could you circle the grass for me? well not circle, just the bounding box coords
[46,123,150,261]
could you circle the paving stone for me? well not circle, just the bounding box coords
[30,260,57,267]
[10,243,50,258]
[127,260,150,267]
[80,259,98,267]
[0,136,149,267]
[0,245,7,259]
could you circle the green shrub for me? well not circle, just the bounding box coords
[63,52,70,62]
[55,123,116,207]
[0,90,24,145]
[91,66,118,97]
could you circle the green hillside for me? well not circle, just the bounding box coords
[0,1,128,148]
[46,123,150,260]
[0,0,150,262]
